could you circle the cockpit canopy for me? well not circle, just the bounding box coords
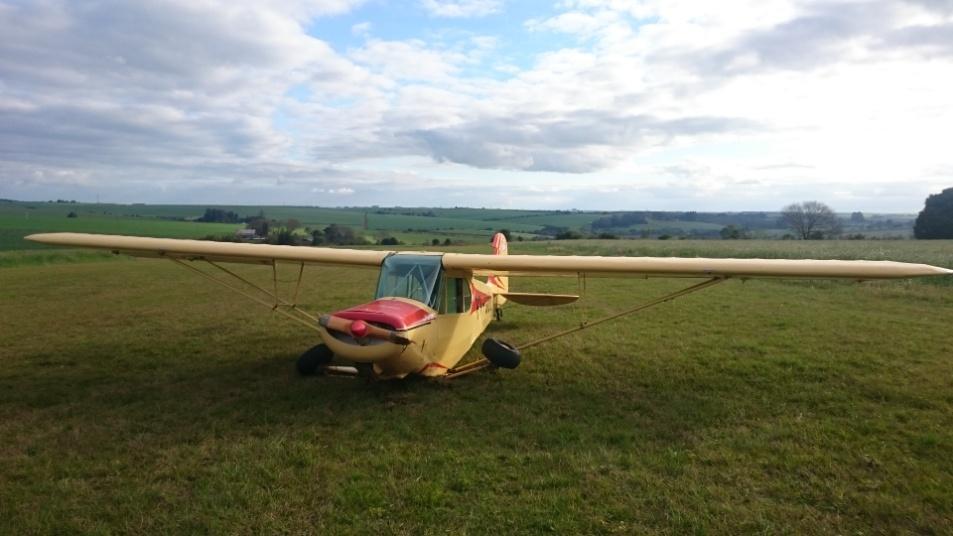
[375,254,443,309]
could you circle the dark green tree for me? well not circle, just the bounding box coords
[272,228,295,245]
[914,187,953,239]
[323,224,357,245]
[247,218,270,237]
[719,225,748,239]
[310,229,325,245]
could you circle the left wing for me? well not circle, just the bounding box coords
[25,233,392,268]
[444,252,952,280]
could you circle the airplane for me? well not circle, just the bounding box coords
[26,232,953,381]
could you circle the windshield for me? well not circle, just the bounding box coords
[375,254,443,309]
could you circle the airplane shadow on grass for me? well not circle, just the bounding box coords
[1,339,750,455]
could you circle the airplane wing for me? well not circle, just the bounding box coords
[25,233,391,267]
[25,232,952,280]
[443,252,953,280]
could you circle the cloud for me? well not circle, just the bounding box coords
[348,39,465,81]
[351,21,372,36]
[406,112,759,172]
[1,0,952,211]
[881,22,953,56]
[420,0,502,18]
[0,0,369,186]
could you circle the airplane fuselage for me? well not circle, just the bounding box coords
[316,253,504,379]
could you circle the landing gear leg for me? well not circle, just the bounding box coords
[494,307,503,321]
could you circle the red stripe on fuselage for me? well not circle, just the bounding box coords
[470,282,491,313]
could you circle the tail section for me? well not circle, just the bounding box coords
[488,232,508,292]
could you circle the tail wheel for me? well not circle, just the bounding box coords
[296,344,334,376]
[481,338,521,369]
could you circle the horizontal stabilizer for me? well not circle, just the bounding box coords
[502,292,580,306]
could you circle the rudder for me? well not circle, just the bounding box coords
[488,232,508,292]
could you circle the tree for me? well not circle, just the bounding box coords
[197,208,240,223]
[555,230,582,240]
[310,229,324,245]
[379,237,400,245]
[719,225,747,239]
[247,217,270,237]
[323,224,357,245]
[850,211,865,223]
[272,228,295,245]
[780,201,841,239]
[914,187,953,238]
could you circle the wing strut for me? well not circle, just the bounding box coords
[444,277,726,379]
[169,258,322,333]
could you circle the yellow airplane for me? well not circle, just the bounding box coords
[26,232,952,380]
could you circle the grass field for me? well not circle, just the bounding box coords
[2,239,952,533]
[0,202,243,251]
[4,200,915,248]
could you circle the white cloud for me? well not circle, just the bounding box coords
[2,0,953,210]
[351,21,372,36]
[420,0,503,18]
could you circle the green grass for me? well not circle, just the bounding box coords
[2,201,921,249]
[2,240,952,533]
[0,202,243,250]
[0,249,126,268]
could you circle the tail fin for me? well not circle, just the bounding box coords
[488,232,508,292]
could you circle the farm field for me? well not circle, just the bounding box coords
[1,200,918,252]
[0,201,243,251]
[2,239,952,533]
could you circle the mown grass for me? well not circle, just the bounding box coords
[0,210,242,251]
[1,241,952,533]
[0,249,128,268]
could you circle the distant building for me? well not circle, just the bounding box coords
[235,229,257,240]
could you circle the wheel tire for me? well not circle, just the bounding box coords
[482,338,521,369]
[296,344,333,376]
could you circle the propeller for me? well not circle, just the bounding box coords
[319,315,411,345]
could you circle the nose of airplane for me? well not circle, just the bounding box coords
[332,298,436,331]
[349,319,369,338]
[319,314,412,345]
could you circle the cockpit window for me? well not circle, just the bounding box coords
[375,254,443,309]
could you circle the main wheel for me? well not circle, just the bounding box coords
[481,338,521,369]
[296,344,334,376]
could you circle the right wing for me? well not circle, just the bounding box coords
[25,233,392,268]
[443,252,953,280]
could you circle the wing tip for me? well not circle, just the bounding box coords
[24,233,52,243]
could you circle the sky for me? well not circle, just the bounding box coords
[1,0,952,211]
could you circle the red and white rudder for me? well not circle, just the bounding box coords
[488,232,508,292]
